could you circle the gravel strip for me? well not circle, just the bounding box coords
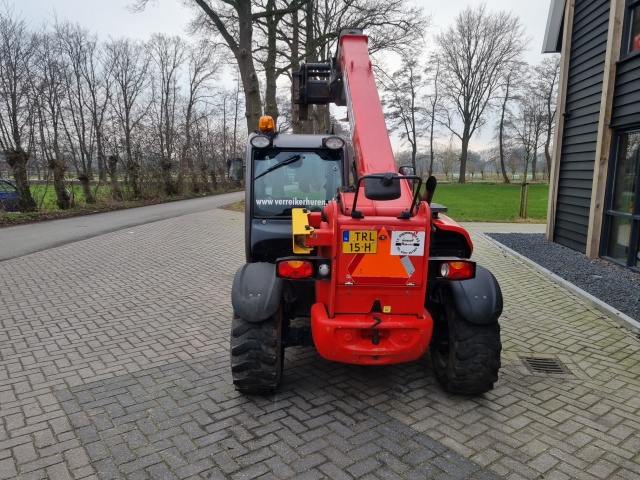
[486,233,640,322]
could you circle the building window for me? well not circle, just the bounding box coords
[602,131,640,268]
[628,1,640,53]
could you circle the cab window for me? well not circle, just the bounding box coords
[252,149,344,217]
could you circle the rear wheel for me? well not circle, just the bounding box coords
[230,307,283,394]
[430,288,501,394]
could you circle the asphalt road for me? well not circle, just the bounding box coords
[0,191,244,261]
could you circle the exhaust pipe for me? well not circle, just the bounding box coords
[422,176,437,205]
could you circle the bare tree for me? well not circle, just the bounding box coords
[439,140,459,181]
[479,148,498,181]
[425,55,442,177]
[466,150,481,180]
[280,0,428,134]
[79,30,113,189]
[507,147,521,179]
[148,33,186,196]
[434,4,526,183]
[380,51,427,173]
[33,29,72,209]
[507,88,546,181]
[495,61,526,184]
[132,0,309,133]
[180,40,221,193]
[532,55,560,180]
[307,0,427,60]
[56,21,103,204]
[104,37,151,198]
[0,2,37,210]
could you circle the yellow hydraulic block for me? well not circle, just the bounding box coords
[292,208,313,254]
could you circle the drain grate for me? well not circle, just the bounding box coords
[521,357,572,375]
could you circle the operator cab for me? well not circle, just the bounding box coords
[244,116,350,263]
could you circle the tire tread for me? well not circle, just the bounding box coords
[230,312,283,394]
[430,289,501,394]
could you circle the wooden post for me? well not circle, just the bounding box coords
[519,183,529,219]
[585,0,626,258]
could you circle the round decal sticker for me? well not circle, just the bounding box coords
[390,231,425,256]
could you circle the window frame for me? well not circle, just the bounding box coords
[622,0,640,58]
[601,128,640,270]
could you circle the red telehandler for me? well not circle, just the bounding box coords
[230,28,502,395]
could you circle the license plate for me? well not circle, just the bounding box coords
[342,230,377,254]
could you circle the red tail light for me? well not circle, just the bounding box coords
[277,260,314,279]
[439,261,475,280]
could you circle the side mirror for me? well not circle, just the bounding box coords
[398,165,414,176]
[398,165,415,190]
[363,173,401,201]
[228,157,244,181]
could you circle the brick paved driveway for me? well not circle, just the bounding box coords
[1,207,639,479]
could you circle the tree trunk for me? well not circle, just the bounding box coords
[183,104,199,194]
[316,105,330,134]
[210,169,218,190]
[263,0,279,124]
[97,155,107,182]
[290,9,302,134]
[126,141,141,198]
[523,153,530,181]
[200,159,210,193]
[498,85,510,184]
[108,155,122,200]
[162,160,175,196]
[187,155,199,194]
[531,151,537,181]
[428,105,436,177]
[122,109,141,198]
[235,1,262,132]
[6,148,37,211]
[299,0,316,133]
[78,173,95,204]
[411,142,417,173]
[458,125,471,184]
[49,157,71,210]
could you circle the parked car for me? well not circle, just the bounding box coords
[0,179,20,212]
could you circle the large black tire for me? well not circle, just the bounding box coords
[230,308,283,394]
[430,289,501,394]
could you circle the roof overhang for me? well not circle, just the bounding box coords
[542,0,567,53]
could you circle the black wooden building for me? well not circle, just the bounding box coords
[544,0,640,269]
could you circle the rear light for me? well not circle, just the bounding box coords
[275,257,331,280]
[318,263,331,277]
[277,260,314,279]
[439,261,475,280]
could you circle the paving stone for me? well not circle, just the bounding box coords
[45,462,73,480]
[176,457,217,480]
[0,458,17,480]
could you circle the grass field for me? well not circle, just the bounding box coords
[432,183,548,222]
[1,182,240,226]
[3,181,549,225]
[225,183,549,223]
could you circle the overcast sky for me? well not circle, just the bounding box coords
[19,0,551,59]
[15,0,555,150]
